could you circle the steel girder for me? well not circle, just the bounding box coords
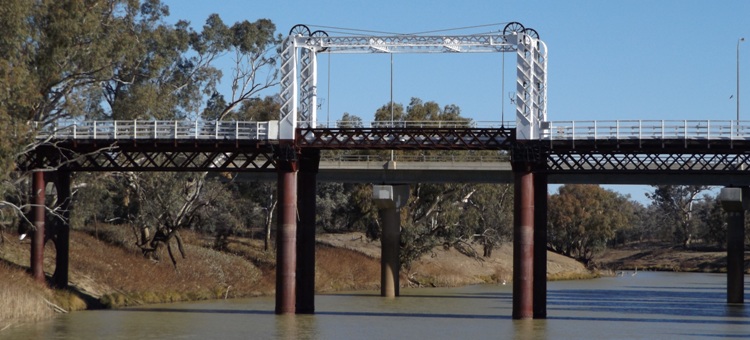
[19,142,277,172]
[544,140,750,175]
[296,127,515,150]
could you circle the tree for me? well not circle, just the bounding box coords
[548,184,633,263]
[694,193,726,248]
[646,185,709,248]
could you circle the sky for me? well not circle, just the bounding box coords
[162,0,749,203]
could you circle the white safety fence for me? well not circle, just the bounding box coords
[34,119,750,142]
[544,120,750,140]
[35,120,279,140]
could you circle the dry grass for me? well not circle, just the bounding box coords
[315,245,380,292]
[0,261,55,329]
[68,226,264,307]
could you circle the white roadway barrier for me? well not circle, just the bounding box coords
[35,120,280,141]
[33,119,750,141]
[544,120,750,140]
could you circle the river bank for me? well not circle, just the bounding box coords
[0,225,595,329]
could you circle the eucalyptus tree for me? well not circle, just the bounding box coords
[646,185,709,248]
[0,0,284,265]
[548,184,633,263]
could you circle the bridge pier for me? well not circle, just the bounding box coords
[512,164,535,319]
[31,170,46,284]
[533,172,548,319]
[275,146,298,315]
[296,150,319,314]
[50,171,71,288]
[719,187,747,304]
[373,185,409,298]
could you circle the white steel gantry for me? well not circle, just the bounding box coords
[279,24,548,140]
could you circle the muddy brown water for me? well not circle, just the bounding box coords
[3,272,749,339]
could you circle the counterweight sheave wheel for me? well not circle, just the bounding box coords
[290,24,311,36]
[503,22,525,35]
[310,30,329,52]
[523,28,539,40]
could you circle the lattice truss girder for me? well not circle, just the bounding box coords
[547,151,750,173]
[296,127,515,150]
[279,32,548,141]
[20,144,277,172]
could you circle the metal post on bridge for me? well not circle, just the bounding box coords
[275,144,298,314]
[51,171,72,289]
[296,149,320,314]
[512,162,535,319]
[30,170,46,284]
[533,172,548,319]
[719,187,747,304]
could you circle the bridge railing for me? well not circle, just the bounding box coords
[35,120,280,140]
[544,120,750,140]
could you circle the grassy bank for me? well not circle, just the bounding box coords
[1,226,594,330]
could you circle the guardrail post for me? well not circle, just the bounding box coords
[134,120,137,139]
[93,121,97,139]
[215,121,219,139]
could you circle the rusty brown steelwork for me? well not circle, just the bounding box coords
[296,127,515,150]
[512,165,534,320]
[275,155,298,315]
[19,142,277,172]
[296,149,319,314]
[52,171,71,289]
[31,171,46,284]
[533,172,548,318]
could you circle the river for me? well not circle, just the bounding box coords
[3,271,749,339]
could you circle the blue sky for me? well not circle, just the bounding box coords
[163,0,748,203]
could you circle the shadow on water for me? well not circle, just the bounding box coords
[119,307,511,320]
[548,288,750,320]
[327,291,512,301]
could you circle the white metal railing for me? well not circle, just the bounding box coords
[35,119,750,142]
[543,120,750,141]
[35,120,280,140]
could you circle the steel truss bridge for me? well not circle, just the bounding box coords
[25,119,750,179]
[21,23,749,321]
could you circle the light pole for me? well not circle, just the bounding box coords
[738,37,745,123]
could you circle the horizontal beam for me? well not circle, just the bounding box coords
[297,34,520,54]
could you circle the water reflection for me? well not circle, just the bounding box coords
[2,272,748,339]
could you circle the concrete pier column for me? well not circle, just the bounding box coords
[31,170,46,284]
[276,146,298,315]
[296,149,319,314]
[719,187,747,304]
[52,171,71,288]
[512,164,534,319]
[533,172,548,319]
[373,185,410,298]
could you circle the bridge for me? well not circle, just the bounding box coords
[21,23,749,320]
